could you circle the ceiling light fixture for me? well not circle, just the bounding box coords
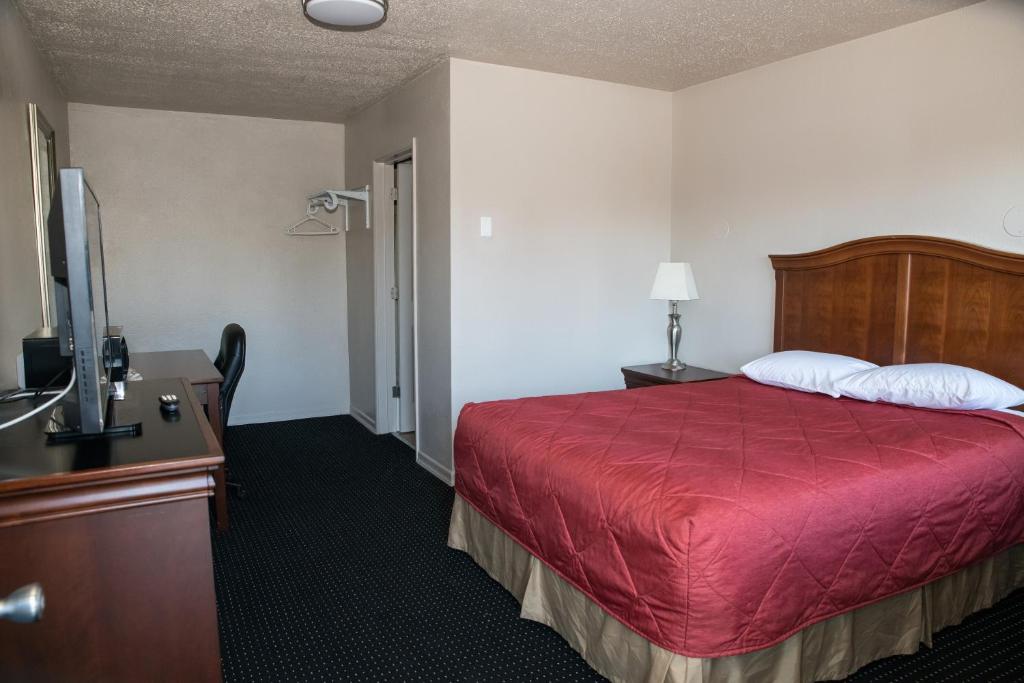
[303,0,386,28]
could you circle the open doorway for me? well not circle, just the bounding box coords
[393,159,415,449]
[370,146,418,452]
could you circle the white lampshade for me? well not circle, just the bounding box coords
[650,262,699,301]
[303,0,386,27]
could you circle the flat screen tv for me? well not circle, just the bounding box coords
[46,167,113,435]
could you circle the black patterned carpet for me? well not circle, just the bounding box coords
[211,415,1023,682]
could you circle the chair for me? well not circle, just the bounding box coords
[214,323,246,496]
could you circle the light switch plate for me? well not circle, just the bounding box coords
[480,216,493,238]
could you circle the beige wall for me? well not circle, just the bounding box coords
[671,0,1024,373]
[450,60,673,435]
[0,0,68,386]
[69,104,348,424]
[343,61,452,477]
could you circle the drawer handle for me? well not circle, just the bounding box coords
[0,583,45,623]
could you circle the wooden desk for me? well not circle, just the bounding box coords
[0,379,223,682]
[130,350,228,530]
[131,350,224,444]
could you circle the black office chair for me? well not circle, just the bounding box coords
[214,323,246,496]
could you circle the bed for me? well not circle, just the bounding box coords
[448,235,1024,683]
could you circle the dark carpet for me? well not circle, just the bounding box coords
[211,415,1023,682]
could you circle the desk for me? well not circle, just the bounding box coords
[131,350,228,530]
[131,350,224,444]
[0,379,223,682]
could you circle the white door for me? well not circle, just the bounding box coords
[395,161,415,433]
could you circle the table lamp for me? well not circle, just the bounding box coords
[650,262,699,371]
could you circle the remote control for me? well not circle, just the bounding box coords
[159,394,180,414]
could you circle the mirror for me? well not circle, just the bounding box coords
[28,103,58,328]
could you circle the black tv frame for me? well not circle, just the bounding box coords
[46,167,138,442]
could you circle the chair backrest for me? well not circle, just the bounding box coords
[214,323,246,428]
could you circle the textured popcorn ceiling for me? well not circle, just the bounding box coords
[15,0,980,123]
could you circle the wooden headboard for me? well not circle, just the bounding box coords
[770,235,1024,389]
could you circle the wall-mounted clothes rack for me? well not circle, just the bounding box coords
[308,185,371,231]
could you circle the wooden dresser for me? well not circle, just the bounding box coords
[0,379,223,682]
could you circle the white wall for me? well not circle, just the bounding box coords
[450,60,673,415]
[343,62,452,479]
[69,104,348,424]
[0,0,69,387]
[671,0,1024,373]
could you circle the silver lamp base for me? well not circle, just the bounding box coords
[662,301,686,372]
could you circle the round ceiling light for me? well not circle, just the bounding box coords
[303,0,386,28]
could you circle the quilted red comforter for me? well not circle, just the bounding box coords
[454,377,1024,658]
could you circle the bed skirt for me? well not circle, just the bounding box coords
[448,495,1024,683]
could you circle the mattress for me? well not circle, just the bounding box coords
[454,377,1024,658]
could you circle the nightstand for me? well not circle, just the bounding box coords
[621,364,731,389]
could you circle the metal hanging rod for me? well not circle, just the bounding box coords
[307,185,371,231]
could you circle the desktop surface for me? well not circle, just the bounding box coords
[130,350,222,385]
[0,378,219,486]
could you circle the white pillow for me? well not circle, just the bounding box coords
[740,351,878,398]
[835,363,1024,410]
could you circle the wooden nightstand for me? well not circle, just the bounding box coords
[621,364,731,389]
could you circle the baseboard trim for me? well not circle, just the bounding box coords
[230,405,348,426]
[416,449,454,487]
[350,406,377,433]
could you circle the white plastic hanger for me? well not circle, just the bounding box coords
[285,203,339,236]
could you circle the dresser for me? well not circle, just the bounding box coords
[0,379,223,682]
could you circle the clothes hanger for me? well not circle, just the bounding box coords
[285,203,340,236]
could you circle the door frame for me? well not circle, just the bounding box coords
[371,141,419,450]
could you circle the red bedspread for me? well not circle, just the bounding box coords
[453,377,1024,658]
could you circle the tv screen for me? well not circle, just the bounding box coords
[46,167,112,434]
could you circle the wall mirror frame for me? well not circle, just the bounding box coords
[28,103,58,328]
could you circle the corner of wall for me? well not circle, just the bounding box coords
[342,57,454,485]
